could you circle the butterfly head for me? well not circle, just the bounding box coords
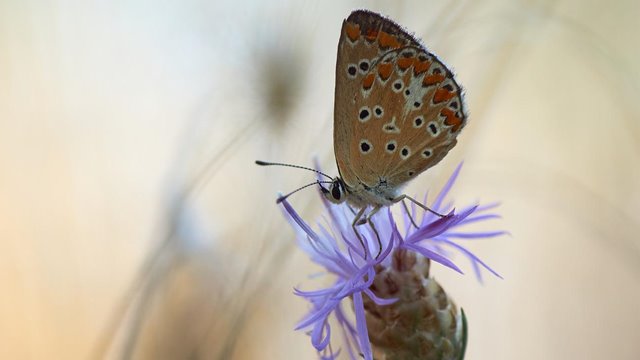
[255,160,351,204]
[320,177,347,204]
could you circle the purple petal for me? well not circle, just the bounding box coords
[472,258,484,283]
[405,209,468,243]
[401,242,463,274]
[296,299,339,330]
[474,201,501,212]
[445,230,509,239]
[352,292,373,360]
[335,304,358,360]
[333,266,376,299]
[294,286,340,298]
[281,199,321,243]
[320,347,340,360]
[311,320,331,350]
[440,238,503,279]
[341,231,367,261]
[370,227,396,265]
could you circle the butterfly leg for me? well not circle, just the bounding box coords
[393,194,447,218]
[351,207,368,258]
[363,205,383,259]
[401,199,420,229]
[351,206,384,259]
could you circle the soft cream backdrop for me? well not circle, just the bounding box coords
[1,0,639,359]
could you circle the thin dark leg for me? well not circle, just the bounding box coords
[401,199,419,229]
[393,194,447,218]
[364,206,383,259]
[353,206,384,259]
[368,218,382,259]
[351,207,367,259]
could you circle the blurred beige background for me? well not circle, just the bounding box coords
[1,0,639,359]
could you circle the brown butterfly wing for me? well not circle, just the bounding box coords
[334,10,418,188]
[348,46,466,188]
[334,11,467,190]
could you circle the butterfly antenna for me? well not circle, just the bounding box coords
[276,181,334,204]
[255,160,333,180]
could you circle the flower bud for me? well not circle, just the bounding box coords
[363,249,467,360]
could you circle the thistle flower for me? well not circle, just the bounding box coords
[281,164,505,360]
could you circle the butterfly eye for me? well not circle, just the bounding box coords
[321,179,346,204]
[413,116,424,128]
[331,186,342,200]
[373,105,383,117]
[325,180,346,204]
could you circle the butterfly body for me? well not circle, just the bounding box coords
[258,10,468,257]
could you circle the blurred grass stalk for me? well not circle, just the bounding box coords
[93,7,311,358]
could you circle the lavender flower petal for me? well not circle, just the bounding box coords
[353,292,373,360]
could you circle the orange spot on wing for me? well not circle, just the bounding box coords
[378,31,400,49]
[363,73,375,89]
[433,89,455,103]
[441,108,463,132]
[397,57,415,71]
[345,23,360,42]
[378,63,393,80]
[414,60,431,75]
[365,29,379,41]
[422,74,445,87]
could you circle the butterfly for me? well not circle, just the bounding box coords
[258,10,467,257]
